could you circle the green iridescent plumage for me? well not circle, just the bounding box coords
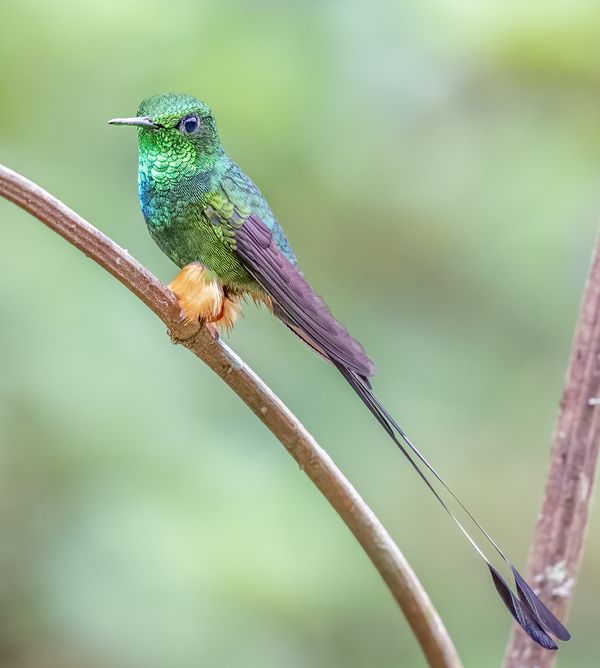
[135,93,294,291]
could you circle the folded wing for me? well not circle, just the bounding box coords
[235,213,375,380]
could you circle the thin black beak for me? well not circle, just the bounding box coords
[107,116,158,129]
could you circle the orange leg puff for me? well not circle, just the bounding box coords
[168,263,242,332]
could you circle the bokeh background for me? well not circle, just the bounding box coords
[1,1,599,666]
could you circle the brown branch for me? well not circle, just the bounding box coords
[503,232,600,667]
[0,163,462,668]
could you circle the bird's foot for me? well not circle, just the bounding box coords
[168,263,241,333]
[208,290,242,332]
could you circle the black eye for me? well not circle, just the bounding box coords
[180,114,201,135]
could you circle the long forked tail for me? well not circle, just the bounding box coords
[335,364,571,650]
[233,213,570,647]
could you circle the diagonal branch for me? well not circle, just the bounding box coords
[503,232,600,667]
[0,163,462,668]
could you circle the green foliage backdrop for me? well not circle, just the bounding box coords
[0,1,598,666]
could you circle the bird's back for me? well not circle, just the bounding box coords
[220,160,298,267]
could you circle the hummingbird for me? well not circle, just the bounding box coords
[109,93,570,650]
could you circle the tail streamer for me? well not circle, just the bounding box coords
[336,365,570,650]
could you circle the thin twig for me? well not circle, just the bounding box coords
[0,163,462,668]
[503,232,600,667]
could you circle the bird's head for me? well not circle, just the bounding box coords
[109,93,223,180]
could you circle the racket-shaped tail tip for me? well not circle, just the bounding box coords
[488,564,570,650]
[511,566,571,642]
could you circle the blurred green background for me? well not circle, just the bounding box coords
[1,1,599,666]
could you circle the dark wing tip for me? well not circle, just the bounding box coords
[488,565,559,650]
[511,566,571,641]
